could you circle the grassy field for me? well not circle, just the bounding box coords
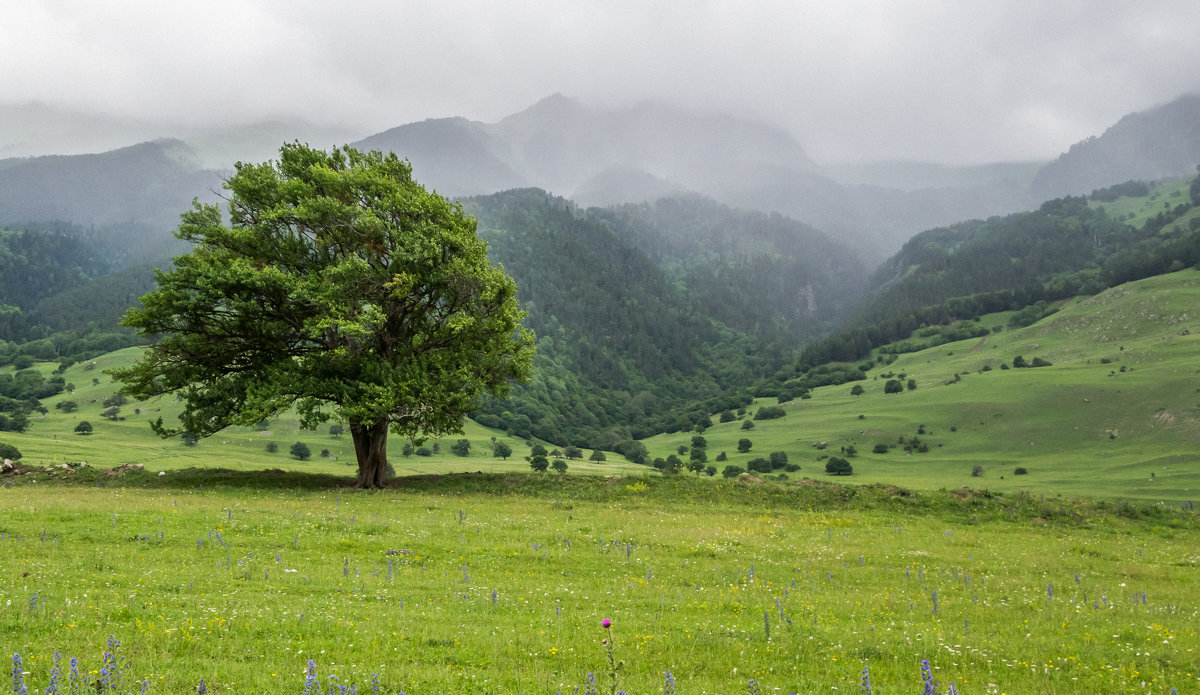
[0,476,1196,694]
[641,269,1200,504]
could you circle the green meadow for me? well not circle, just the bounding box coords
[643,269,1200,504]
[1,478,1197,694]
[1,269,1199,694]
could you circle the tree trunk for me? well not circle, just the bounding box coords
[350,420,389,489]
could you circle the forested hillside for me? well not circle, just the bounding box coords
[795,175,1200,368]
[465,190,764,454]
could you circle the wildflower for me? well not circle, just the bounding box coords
[860,664,872,694]
[921,659,937,695]
[12,653,28,695]
[194,678,206,694]
[601,618,612,628]
[663,670,676,695]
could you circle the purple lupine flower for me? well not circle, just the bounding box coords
[12,653,28,695]
[303,660,319,695]
[860,664,872,694]
[663,670,676,695]
[194,678,206,694]
[921,659,937,695]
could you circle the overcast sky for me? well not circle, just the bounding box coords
[3,0,1199,164]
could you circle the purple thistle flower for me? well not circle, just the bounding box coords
[601,618,612,629]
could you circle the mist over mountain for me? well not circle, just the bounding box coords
[1031,93,1200,200]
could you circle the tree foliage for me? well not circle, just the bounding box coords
[109,144,534,488]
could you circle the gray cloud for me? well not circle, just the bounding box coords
[3,0,1199,164]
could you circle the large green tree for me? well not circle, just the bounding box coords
[111,144,534,488]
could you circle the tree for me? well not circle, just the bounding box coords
[100,405,121,421]
[691,435,707,449]
[689,447,707,464]
[265,441,278,453]
[290,442,312,460]
[562,445,583,459]
[529,455,549,472]
[551,458,568,474]
[109,144,534,488]
[588,449,606,462]
[737,438,752,453]
[492,441,513,459]
[329,424,344,437]
[74,421,93,435]
[687,459,706,475]
[850,384,865,396]
[450,438,471,457]
[825,457,853,475]
[0,442,20,460]
[884,379,904,394]
[531,444,548,457]
[769,451,788,469]
[56,400,78,413]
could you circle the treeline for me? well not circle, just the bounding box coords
[797,176,1200,368]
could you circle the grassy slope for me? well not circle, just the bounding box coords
[1,348,645,479]
[642,269,1200,503]
[4,270,1198,502]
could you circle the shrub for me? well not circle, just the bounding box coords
[719,410,736,423]
[290,442,311,460]
[450,438,471,456]
[265,441,278,453]
[1012,355,1029,368]
[715,451,727,462]
[588,449,606,462]
[741,420,755,430]
[1014,466,1029,475]
[529,455,549,472]
[563,446,583,459]
[531,444,548,457]
[320,449,331,458]
[721,465,745,479]
[784,463,801,472]
[551,459,568,474]
[873,443,889,454]
[768,451,788,469]
[825,457,853,475]
[971,464,984,477]
[747,457,772,473]
[0,442,21,460]
[705,465,717,477]
[850,384,865,396]
[754,406,786,420]
[329,424,344,436]
[56,400,78,413]
[181,431,199,447]
[493,441,513,459]
[73,421,94,435]
[402,442,414,456]
[737,438,752,453]
[415,447,432,457]
[1031,357,1052,367]
[884,379,903,394]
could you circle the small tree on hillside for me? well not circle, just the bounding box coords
[850,384,865,396]
[563,446,583,459]
[74,421,93,435]
[450,438,471,456]
[290,442,311,460]
[589,449,606,462]
[0,442,21,460]
[529,455,549,473]
[825,457,853,475]
[493,441,513,459]
[737,438,752,453]
[884,379,903,394]
[551,458,568,474]
[329,424,344,437]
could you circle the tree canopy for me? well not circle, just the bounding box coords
[110,144,534,488]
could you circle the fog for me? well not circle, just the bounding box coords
[3,0,1199,164]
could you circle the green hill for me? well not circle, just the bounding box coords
[638,269,1200,503]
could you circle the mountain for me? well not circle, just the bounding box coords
[353,95,1038,260]
[1031,93,1200,200]
[0,139,220,237]
[462,188,868,448]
